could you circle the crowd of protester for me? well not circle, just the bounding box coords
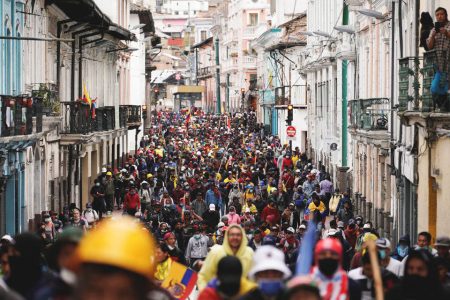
[0,109,449,300]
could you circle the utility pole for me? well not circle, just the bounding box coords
[215,38,221,114]
[341,2,349,167]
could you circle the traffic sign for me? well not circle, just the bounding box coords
[286,126,296,137]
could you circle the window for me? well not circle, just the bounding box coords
[175,11,179,15]
[201,30,207,41]
[249,13,258,26]
[183,11,188,15]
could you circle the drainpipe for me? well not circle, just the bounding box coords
[215,38,221,114]
[195,48,199,85]
[342,2,349,167]
[57,19,73,91]
[390,2,396,173]
[226,73,230,113]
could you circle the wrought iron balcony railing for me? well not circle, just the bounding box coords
[274,85,307,105]
[398,50,450,112]
[62,102,118,134]
[0,95,43,137]
[349,98,389,131]
[119,105,142,128]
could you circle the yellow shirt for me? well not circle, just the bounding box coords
[242,203,258,214]
[308,201,326,214]
[292,155,299,167]
[223,177,236,184]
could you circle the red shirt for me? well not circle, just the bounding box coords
[261,206,280,224]
[124,191,140,209]
[198,287,222,300]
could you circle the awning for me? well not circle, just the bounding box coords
[130,3,155,35]
[173,86,205,94]
[49,0,135,41]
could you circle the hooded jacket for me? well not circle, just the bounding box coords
[197,224,254,290]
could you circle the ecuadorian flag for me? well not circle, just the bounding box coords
[161,261,197,299]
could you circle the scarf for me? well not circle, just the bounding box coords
[310,266,349,300]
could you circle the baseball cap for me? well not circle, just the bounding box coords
[337,221,345,228]
[248,245,292,280]
[217,222,225,228]
[245,208,251,213]
[101,167,107,173]
[286,227,295,234]
[435,236,450,247]
[299,224,306,230]
[363,223,371,229]
[1,235,14,243]
[209,204,216,211]
[376,238,391,249]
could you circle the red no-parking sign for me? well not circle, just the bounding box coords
[286,126,296,138]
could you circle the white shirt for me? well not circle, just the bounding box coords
[386,257,403,277]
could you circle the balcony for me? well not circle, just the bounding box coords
[0,96,43,138]
[399,50,449,112]
[398,50,450,127]
[119,105,142,129]
[197,66,214,79]
[242,55,257,69]
[61,102,120,135]
[223,31,238,45]
[222,58,238,73]
[93,106,116,131]
[274,85,307,106]
[349,98,389,131]
[243,26,257,38]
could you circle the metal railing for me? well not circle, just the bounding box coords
[197,66,213,79]
[0,96,42,137]
[61,102,93,134]
[274,85,307,105]
[119,105,142,127]
[398,50,450,112]
[349,98,389,130]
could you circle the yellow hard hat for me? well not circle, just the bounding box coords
[73,217,156,279]
[106,171,112,176]
[147,173,153,179]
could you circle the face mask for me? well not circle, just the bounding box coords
[318,258,339,277]
[258,279,284,297]
[44,218,51,223]
[379,249,386,260]
[230,211,235,215]
[397,245,408,257]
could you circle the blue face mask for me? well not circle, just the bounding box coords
[379,249,386,260]
[397,245,409,257]
[258,279,284,297]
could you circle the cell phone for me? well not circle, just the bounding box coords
[435,22,442,32]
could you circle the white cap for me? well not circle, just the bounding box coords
[363,223,371,229]
[1,235,14,243]
[209,204,216,211]
[299,224,306,229]
[217,222,225,228]
[376,238,391,249]
[101,167,107,173]
[245,208,251,213]
[249,245,292,280]
[286,227,295,234]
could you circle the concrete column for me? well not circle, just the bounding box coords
[81,152,90,208]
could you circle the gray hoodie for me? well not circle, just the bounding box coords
[185,234,210,260]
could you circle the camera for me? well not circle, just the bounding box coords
[435,22,442,32]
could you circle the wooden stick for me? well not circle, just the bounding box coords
[366,239,384,300]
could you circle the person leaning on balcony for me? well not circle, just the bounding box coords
[427,7,450,72]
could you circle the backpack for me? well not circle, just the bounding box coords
[83,209,97,223]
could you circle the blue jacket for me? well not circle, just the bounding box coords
[205,189,222,209]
